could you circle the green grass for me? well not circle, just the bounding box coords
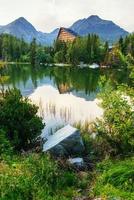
[92,157,134,200]
[0,119,133,200]
[0,153,89,200]
[0,142,134,200]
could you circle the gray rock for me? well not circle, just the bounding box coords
[43,125,85,157]
[68,157,84,167]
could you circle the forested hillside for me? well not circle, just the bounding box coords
[1,33,134,68]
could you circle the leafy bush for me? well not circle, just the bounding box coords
[0,88,44,151]
[128,65,134,86]
[126,54,134,65]
[95,86,134,156]
[105,47,127,67]
[92,157,134,200]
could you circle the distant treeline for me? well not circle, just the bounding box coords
[0,34,29,62]
[0,34,54,64]
[54,34,134,67]
[0,33,134,67]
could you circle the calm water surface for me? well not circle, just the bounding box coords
[1,64,129,137]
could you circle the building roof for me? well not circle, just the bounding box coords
[63,28,78,37]
[57,27,78,40]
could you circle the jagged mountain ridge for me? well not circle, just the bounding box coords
[0,15,129,45]
[70,15,128,42]
[0,17,58,45]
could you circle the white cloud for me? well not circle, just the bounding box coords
[0,0,133,32]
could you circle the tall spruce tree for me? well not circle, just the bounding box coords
[30,38,37,65]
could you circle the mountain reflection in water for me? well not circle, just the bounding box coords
[29,85,103,138]
[1,64,130,138]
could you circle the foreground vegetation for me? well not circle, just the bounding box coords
[1,154,90,200]
[0,78,134,199]
[1,153,133,200]
[93,158,134,200]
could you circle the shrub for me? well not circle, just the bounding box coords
[0,129,13,159]
[126,54,134,65]
[128,65,134,86]
[0,88,44,151]
[105,47,127,67]
[95,86,134,156]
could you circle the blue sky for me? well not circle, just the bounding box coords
[0,0,133,32]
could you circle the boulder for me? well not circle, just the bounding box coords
[68,157,84,167]
[43,125,85,157]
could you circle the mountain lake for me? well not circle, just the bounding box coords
[1,64,130,138]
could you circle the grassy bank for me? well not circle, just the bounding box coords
[92,157,134,200]
[0,153,90,200]
[0,153,133,200]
